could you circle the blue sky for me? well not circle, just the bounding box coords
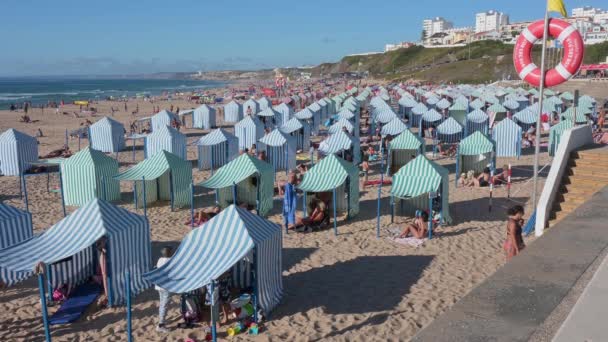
[1,0,604,76]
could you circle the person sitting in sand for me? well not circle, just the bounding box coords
[294,195,328,231]
[398,211,429,239]
[472,167,492,187]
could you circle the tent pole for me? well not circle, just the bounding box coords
[142,176,147,218]
[126,271,132,342]
[332,188,338,235]
[210,280,217,342]
[22,175,29,213]
[58,168,66,217]
[37,273,52,342]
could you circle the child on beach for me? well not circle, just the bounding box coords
[156,246,174,333]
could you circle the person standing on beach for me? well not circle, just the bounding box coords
[504,205,525,261]
[156,246,174,333]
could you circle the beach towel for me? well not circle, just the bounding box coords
[283,183,297,226]
[49,283,102,325]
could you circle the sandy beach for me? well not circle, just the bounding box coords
[0,87,551,342]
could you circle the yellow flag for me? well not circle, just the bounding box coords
[548,0,568,17]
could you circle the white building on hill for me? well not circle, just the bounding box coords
[476,10,509,33]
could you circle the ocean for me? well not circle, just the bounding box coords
[0,78,227,109]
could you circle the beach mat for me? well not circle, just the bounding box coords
[49,283,102,325]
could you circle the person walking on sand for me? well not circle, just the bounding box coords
[504,205,525,261]
[156,246,174,333]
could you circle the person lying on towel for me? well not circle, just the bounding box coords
[398,211,429,239]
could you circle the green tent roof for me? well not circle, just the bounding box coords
[299,154,358,193]
[459,131,496,155]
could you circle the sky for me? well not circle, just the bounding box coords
[0,0,605,76]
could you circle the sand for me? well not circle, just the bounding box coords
[0,89,550,342]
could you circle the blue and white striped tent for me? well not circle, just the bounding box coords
[257,107,282,128]
[513,109,538,131]
[465,109,489,136]
[193,104,217,130]
[0,199,151,306]
[295,108,319,135]
[410,103,428,127]
[436,117,464,143]
[381,118,408,137]
[328,117,355,135]
[0,203,32,283]
[274,103,294,127]
[89,117,125,153]
[235,115,265,151]
[258,97,271,111]
[259,129,297,172]
[145,125,187,159]
[143,205,282,315]
[224,101,243,123]
[318,130,361,164]
[0,129,38,176]
[196,129,239,171]
[492,118,522,158]
[280,118,310,152]
[243,98,260,115]
[151,110,179,131]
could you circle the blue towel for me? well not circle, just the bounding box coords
[49,283,102,325]
[283,183,297,226]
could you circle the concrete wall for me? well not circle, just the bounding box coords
[535,124,593,236]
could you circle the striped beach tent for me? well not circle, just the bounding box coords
[387,130,425,176]
[436,117,464,144]
[151,110,179,131]
[381,118,408,137]
[257,107,282,128]
[410,103,428,127]
[193,104,217,130]
[196,129,239,171]
[224,101,243,123]
[318,130,361,164]
[328,117,355,135]
[89,117,125,153]
[513,109,538,131]
[295,108,319,135]
[390,155,451,223]
[280,118,310,152]
[259,129,296,172]
[456,131,497,186]
[549,120,574,157]
[60,147,120,206]
[465,109,489,136]
[0,199,151,306]
[243,98,260,115]
[274,103,294,126]
[200,154,274,216]
[143,205,282,316]
[560,107,589,124]
[492,118,522,158]
[258,97,271,111]
[298,154,359,234]
[144,125,187,159]
[0,129,38,176]
[448,102,469,126]
[115,150,192,209]
[235,115,265,151]
[0,203,32,284]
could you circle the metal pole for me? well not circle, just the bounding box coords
[532,9,550,209]
[126,271,132,342]
[332,188,338,235]
[38,273,52,342]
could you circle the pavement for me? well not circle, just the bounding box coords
[412,186,608,342]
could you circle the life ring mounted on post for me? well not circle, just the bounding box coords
[513,18,584,88]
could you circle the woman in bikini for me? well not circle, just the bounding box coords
[504,205,525,261]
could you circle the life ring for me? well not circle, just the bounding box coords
[513,18,584,88]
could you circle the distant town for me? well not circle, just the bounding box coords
[384,6,608,52]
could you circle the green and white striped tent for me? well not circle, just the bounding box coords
[390,155,451,223]
[115,150,193,209]
[549,120,574,157]
[456,131,497,186]
[448,101,469,126]
[318,130,361,164]
[298,154,359,232]
[200,154,274,216]
[387,129,425,176]
[60,147,120,206]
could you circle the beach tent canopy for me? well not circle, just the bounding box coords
[259,129,297,172]
[143,205,282,314]
[115,150,193,208]
[0,199,151,305]
[59,147,120,206]
[193,104,217,130]
[200,154,274,216]
[151,110,179,131]
[387,130,425,176]
[492,118,522,158]
[549,120,574,157]
[391,155,452,223]
[280,118,310,152]
[243,98,260,115]
[298,154,359,218]
[224,101,243,123]
[381,118,408,137]
[318,130,361,164]
[0,129,38,176]
[89,117,125,153]
[145,125,187,159]
[196,129,238,170]
[328,117,354,135]
[235,115,265,151]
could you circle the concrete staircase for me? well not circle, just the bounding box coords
[549,146,608,227]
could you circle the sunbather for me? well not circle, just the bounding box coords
[398,211,429,239]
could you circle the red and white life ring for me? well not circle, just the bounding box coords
[513,18,584,88]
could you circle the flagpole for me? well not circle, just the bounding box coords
[532,6,550,213]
